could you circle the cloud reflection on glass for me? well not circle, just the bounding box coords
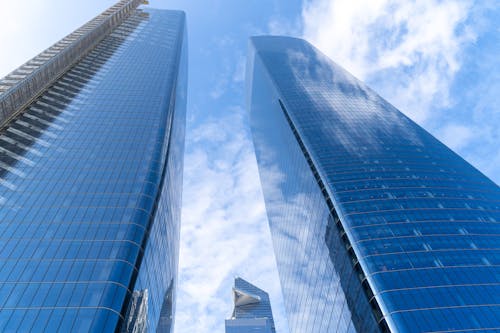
[248,36,500,333]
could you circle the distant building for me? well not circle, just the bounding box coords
[247,36,500,332]
[225,278,276,333]
[0,1,187,332]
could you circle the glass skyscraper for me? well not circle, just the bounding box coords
[225,277,276,333]
[0,1,186,332]
[247,36,500,333]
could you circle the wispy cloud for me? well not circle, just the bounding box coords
[268,15,302,36]
[232,55,246,83]
[300,0,499,183]
[301,0,475,124]
[206,37,235,99]
[208,37,250,99]
[209,65,231,99]
[440,123,475,150]
[176,107,289,332]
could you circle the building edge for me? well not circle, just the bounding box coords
[0,0,146,129]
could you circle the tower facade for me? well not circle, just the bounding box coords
[0,1,187,332]
[225,277,276,333]
[247,36,500,332]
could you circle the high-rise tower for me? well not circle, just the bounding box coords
[247,36,500,333]
[0,1,187,332]
[225,277,276,333]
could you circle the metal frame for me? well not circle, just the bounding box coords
[0,0,143,127]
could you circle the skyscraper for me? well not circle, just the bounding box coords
[247,36,500,333]
[225,277,276,333]
[0,1,186,332]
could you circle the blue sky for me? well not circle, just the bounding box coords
[0,1,498,332]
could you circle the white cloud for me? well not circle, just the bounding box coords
[465,68,500,181]
[438,123,474,150]
[301,0,475,124]
[300,0,500,184]
[208,36,243,99]
[232,55,246,83]
[176,107,289,332]
[268,15,302,36]
[210,76,230,99]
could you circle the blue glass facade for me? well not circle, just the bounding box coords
[225,278,276,333]
[0,5,186,333]
[248,36,500,333]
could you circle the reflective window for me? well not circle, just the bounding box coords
[248,36,500,333]
[0,7,186,333]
